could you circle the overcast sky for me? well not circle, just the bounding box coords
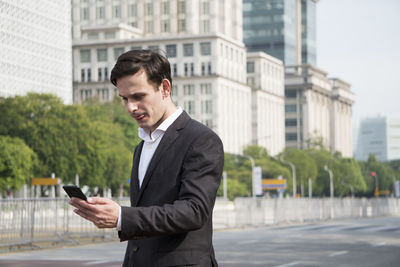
[317,0,400,124]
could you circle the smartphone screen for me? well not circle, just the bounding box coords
[63,185,87,201]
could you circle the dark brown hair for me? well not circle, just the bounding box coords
[110,49,172,89]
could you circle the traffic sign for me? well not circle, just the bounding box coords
[32,178,59,185]
[262,179,286,190]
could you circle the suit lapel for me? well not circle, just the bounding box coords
[134,111,191,206]
[130,141,143,206]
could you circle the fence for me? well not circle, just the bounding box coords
[0,197,129,251]
[213,197,400,229]
[1,197,400,251]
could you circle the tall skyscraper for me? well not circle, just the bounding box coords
[355,117,400,162]
[243,0,318,65]
[0,0,72,104]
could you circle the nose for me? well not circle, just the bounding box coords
[126,100,138,114]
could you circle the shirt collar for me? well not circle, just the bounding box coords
[138,107,183,142]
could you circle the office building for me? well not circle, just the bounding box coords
[72,0,253,154]
[247,52,285,156]
[243,0,318,65]
[284,65,354,157]
[355,117,400,162]
[0,0,72,104]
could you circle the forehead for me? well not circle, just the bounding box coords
[116,70,156,94]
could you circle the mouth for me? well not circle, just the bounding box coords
[133,114,145,121]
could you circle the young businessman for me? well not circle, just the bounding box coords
[69,49,224,267]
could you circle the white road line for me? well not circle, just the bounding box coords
[372,242,386,247]
[84,261,111,266]
[237,239,258,245]
[329,250,348,257]
[273,261,300,267]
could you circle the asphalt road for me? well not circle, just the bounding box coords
[0,216,399,267]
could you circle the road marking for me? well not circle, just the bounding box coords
[329,250,348,257]
[372,242,386,247]
[273,261,300,267]
[237,239,257,245]
[84,261,111,266]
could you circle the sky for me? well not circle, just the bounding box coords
[316,0,400,125]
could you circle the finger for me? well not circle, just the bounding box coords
[74,209,96,223]
[87,197,111,205]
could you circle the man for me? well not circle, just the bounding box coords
[69,49,224,267]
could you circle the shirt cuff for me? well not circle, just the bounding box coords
[116,205,122,231]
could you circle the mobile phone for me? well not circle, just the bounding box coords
[63,185,87,201]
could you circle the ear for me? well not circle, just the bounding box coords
[161,79,171,99]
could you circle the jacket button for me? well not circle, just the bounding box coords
[132,245,139,252]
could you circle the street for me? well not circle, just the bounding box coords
[0,216,399,266]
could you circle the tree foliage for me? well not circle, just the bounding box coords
[0,93,140,196]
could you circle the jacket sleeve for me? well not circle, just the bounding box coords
[119,131,224,241]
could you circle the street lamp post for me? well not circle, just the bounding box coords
[244,155,256,198]
[280,155,296,198]
[324,164,334,198]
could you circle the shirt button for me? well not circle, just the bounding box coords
[132,245,139,252]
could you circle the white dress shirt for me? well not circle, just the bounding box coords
[116,107,183,230]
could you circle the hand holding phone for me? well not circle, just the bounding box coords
[63,185,87,201]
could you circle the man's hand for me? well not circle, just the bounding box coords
[69,197,120,229]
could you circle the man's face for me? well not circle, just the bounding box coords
[117,70,167,132]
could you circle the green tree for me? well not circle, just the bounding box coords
[0,136,38,194]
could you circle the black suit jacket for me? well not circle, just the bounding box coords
[120,111,224,267]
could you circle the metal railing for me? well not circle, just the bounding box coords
[0,197,130,251]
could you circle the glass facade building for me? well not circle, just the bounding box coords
[243,0,317,65]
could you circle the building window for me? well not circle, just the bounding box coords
[200,20,210,33]
[88,33,99,40]
[145,21,154,33]
[148,45,159,51]
[183,84,195,95]
[183,43,194,57]
[81,7,89,21]
[178,19,186,32]
[96,6,105,20]
[190,63,194,76]
[201,63,206,75]
[200,84,212,94]
[105,32,115,39]
[161,19,170,32]
[161,1,170,15]
[207,62,212,75]
[184,63,188,76]
[171,85,178,97]
[81,69,85,82]
[80,49,91,63]
[114,47,124,60]
[172,63,177,77]
[285,119,297,127]
[184,100,195,115]
[286,133,297,141]
[285,90,297,98]
[200,42,211,55]
[247,77,255,86]
[285,104,297,113]
[178,0,186,14]
[200,1,209,15]
[98,68,102,81]
[87,68,91,82]
[201,100,212,114]
[97,48,108,62]
[131,46,142,50]
[81,89,92,100]
[247,62,255,73]
[113,5,121,18]
[145,2,153,16]
[104,67,108,80]
[129,4,136,17]
[166,44,177,58]
[97,88,109,101]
